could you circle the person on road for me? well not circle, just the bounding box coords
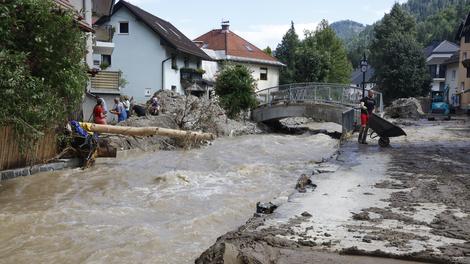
[93,99,107,125]
[358,90,376,144]
[110,97,127,123]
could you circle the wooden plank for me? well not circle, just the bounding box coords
[0,126,58,171]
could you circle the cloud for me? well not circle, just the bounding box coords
[234,22,318,49]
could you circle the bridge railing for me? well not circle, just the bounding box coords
[256,83,384,113]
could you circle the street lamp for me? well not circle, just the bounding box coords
[360,53,368,98]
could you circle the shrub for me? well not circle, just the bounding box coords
[0,0,88,148]
[214,65,258,118]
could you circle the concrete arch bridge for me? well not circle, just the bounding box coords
[252,83,384,135]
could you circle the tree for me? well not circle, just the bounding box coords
[214,65,258,118]
[276,20,352,84]
[370,4,431,103]
[310,20,352,83]
[263,46,273,56]
[275,21,300,84]
[0,0,88,147]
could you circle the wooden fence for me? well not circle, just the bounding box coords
[0,126,58,171]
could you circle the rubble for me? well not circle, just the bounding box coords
[384,98,425,120]
[106,90,265,151]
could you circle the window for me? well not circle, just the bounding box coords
[260,67,268,81]
[93,60,100,66]
[184,57,189,68]
[171,85,177,91]
[465,34,470,43]
[197,59,202,69]
[452,70,456,81]
[119,21,129,34]
[101,55,111,66]
[461,82,465,92]
[245,44,253,52]
[464,52,468,60]
[171,55,177,70]
[467,67,470,78]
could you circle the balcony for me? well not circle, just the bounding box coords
[90,71,121,94]
[180,68,204,82]
[428,64,446,79]
[94,25,114,42]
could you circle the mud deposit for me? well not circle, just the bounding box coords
[197,119,470,264]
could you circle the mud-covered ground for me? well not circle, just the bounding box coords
[197,117,470,264]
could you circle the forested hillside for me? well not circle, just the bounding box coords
[330,20,365,42]
[344,0,470,67]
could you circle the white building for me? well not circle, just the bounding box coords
[90,0,210,104]
[194,23,285,94]
[424,40,460,92]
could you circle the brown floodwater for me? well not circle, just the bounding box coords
[0,134,337,264]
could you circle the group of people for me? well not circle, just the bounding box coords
[92,96,131,125]
[92,95,161,124]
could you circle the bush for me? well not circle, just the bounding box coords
[0,0,88,148]
[214,65,258,118]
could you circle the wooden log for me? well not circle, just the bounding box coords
[81,123,215,141]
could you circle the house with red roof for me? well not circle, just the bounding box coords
[194,23,285,93]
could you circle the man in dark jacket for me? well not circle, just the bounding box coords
[358,90,376,144]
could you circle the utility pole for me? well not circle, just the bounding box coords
[360,53,368,98]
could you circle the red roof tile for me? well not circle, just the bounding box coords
[194,28,282,65]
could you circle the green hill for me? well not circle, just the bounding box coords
[330,20,366,42]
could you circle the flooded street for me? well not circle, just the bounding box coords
[0,134,338,264]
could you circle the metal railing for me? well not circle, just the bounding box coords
[256,83,384,113]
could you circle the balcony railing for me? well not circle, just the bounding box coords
[94,25,114,42]
[91,71,120,91]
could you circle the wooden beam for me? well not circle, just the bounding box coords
[81,123,215,141]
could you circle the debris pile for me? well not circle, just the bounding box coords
[384,98,425,120]
[107,90,264,151]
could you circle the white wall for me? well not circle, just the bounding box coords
[201,60,280,92]
[163,54,199,94]
[103,8,167,103]
[243,63,280,92]
[99,7,202,102]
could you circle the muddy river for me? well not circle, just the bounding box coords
[0,134,338,264]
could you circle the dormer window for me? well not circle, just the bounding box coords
[119,21,129,34]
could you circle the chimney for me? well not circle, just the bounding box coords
[221,20,230,32]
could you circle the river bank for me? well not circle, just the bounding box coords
[196,117,470,264]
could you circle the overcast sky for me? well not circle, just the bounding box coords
[125,0,407,49]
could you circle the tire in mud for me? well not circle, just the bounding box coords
[379,137,390,148]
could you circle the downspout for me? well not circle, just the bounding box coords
[161,57,172,90]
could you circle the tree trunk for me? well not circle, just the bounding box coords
[81,123,215,141]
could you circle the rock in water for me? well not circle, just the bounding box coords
[384,98,425,120]
[301,211,312,217]
[296,174,317,193]
[256,202,278,214]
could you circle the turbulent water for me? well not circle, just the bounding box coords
[0,134,338,264]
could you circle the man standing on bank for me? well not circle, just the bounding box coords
[358,90,376,144]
